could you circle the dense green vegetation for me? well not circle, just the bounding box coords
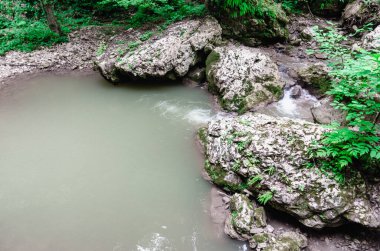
[0,0,354,55]
[309,25,380,182]
[0,0,205,55]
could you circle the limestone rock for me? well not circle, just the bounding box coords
[95,17,222,82]
[206,43,283,113]
[297,63,330,97]
[225,193,308,250]
[362,25,380,51]
[205,0,288,46]
[342,0,380,31]
[311,96,345,124]
[200,113,380,229]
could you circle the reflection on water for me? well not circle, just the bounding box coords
[0,74,243,251]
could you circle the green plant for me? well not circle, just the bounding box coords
[139,30,154,41]
[309,24,380,182]
[96,41,107,56]
[97,0,206,27]
[265,166,276,176]
[258,191,273,205]
[247,175,263,186]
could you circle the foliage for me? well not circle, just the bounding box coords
[97,0,206,27]
[258,191,273,205]
[210,0,282,20]
[0,0,95,55]
[309,24,380,182]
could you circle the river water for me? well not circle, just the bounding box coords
[0,74,244,251]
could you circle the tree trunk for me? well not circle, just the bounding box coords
[40,1,63,36]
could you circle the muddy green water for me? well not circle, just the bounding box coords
[0,74,244,251]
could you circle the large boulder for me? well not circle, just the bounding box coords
[225,193,307,250]
[206,43,284,114]
[205,0,288,46]
[296,62,331,98]
[311,96,345,124]
[362,25,380,51]
[199,113,380,229]
[342,0,380,31]
[95,17,222,82]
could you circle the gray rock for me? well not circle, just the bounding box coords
[342,0,380,32]
[362,25,380,51]
[187,67,206,83]
[297,63,330,97]
[200,113,380,229]
[206,43,283,113]
[290,85,303,99]
[96,17,222,82]
[225,193,307,250]
[311,96,345,124]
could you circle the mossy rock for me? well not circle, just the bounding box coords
[205,0,289,45]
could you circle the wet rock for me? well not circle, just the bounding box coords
[297,63,330,97]
[187,67,206,83]
[200,113,380,229]
[362,25,380,51]
[290,85,303,99]
[95,17,222,82]
[311,96,345,124]
[205,0,288,46]
[342,0,380,31]
[206,43,283,113]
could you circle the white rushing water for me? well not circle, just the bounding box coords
[0,74,244,251]
[260,85,320,122]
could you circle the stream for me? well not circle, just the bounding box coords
[0,74,319,251]
[0,74,243,251]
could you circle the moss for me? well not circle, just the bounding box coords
[205,50,221,91]
[252,233,270,244]
[197,128,208,146]
[264,84,283,99]
[204,161,243,192]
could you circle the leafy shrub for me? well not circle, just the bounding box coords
[0,21,67,55]
[210,0,281,20]
[309,24,380,182]
[96,0,206,27]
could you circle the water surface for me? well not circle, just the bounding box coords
[0,74,244,251]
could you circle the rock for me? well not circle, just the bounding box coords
[263,231,308,251]
[309,0,348,17]
[225,193,308,250]
[289,85,303,99]
[186,67,206,83]
[362,25,380,51]
[95,17,222,82]
[342,0,380,31]
[206,43,283,113]
[314,53,328,60]
[205,0,288,46]
[297,63,330,97]
[300,27,315,41]
[311,96,345,124]
[200,113,380,229]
